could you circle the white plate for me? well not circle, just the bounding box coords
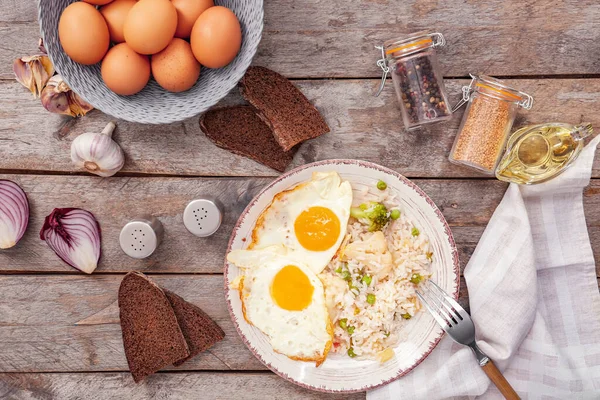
[224,160,460,393]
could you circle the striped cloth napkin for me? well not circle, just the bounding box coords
[369,135,600,400]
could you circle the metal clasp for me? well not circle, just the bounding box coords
[430,32,446,48]
[518,93,534,110]
[374,45,389,97]
[452,74,477,112]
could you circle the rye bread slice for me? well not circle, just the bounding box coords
[200,106,296,172]
[239,66,330,151]
[118,272,190,383]
[164,290,226,366]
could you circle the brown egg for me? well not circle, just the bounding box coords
[84,0,113,5]
[123,0,177,55]
[101,43,150,96]
[190,6,241,69]
[151,38,201,93]
[172,0,213,39]
[100,0,137,43]
[58,2,110,65]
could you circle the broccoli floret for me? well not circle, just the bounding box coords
[350,202,391,232]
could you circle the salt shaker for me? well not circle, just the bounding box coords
[119,215,164,259]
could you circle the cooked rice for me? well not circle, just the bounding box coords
[319,185,432,361]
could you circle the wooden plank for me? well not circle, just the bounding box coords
[1,79,599,177]
[0,174,598,274]
[0,372,365,399]
[1,174,597,274]
[2,1,600,77]
[0,275,469,372]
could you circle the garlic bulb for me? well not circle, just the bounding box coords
[41,75,93,117]
[13,55,54,98]
[71,122,125,177]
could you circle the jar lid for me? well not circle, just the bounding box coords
[453,74,534,111]
[474,75,526,103]
[383,32,445,59]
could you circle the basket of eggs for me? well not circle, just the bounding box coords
[38,0,264,124]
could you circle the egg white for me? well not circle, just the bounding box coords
[228,248,333,365]
[249,171,352,274]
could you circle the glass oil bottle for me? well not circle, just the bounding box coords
[495,122,593,184]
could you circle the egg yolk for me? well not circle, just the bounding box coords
[270,265,314,311]
[294,206,340,252]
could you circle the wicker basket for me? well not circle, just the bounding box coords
[38,0,264,124]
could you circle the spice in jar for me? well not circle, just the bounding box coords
[394,55,450,125]
[451,96,510,171]
[376,32,453,130]
[449,75,533,174]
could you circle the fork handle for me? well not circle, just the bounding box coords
[481,359,520,400]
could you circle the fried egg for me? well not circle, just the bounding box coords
[228,247,333,366]
[249,171,352,274]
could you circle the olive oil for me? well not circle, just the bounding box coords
[495,123,593,184]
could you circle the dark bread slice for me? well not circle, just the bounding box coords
[200,106,296,172]
[118,272,190,383]
[164,290,226,366]
[239,66,330,151]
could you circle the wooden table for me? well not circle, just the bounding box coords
[1,1,599,398]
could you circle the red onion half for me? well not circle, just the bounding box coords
[40,208,101,274]
[0,180,29,249]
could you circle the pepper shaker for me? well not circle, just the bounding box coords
[183,198,223,237]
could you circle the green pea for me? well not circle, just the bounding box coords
[367,293,376,305]
[411,227,420,236]
[390,209,401,220]
[347,347,357,358]
[361,275,372,286]
[341,270,352,281]
[338,318,348,330]
[410,273,422,285]
[377,180,387,191]
[401,313,412,319]
[347,326,355,335]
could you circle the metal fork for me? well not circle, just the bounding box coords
[416,280,520,400]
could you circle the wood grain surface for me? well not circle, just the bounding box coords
[0,174,598,275]
[1,1,600,78]
[0,372,363,400]
[1,79,599,177]
[1,0,599,399]
[0,274,469,373]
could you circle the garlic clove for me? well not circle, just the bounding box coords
[71,122,125,177]
[13,55,55,98]
[41,75,94,117]
[39,38,47,55]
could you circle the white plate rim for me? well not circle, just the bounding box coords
[224,159,460,393]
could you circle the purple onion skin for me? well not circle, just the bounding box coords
[40,207,102,274]
[0,180,30,249]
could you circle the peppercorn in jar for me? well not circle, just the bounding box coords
[449,75,533,174]
[376,32,453,130]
